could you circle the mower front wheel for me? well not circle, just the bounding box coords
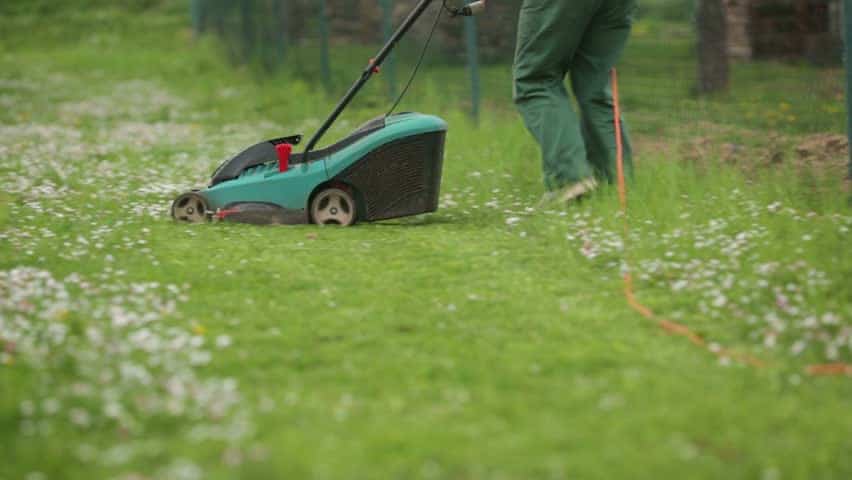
[310,187,357,227]
[171,192,211,224]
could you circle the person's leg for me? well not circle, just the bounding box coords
[569,0,636,184]
[513,0,600,191]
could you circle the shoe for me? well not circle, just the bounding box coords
[537,178,598,208]
[557,177,598,203]
[536,190,560,208]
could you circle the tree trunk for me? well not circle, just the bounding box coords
[696,0,729,93]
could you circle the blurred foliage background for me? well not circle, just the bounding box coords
[1,1,851,478]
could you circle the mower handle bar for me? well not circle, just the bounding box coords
[302,0,486,159]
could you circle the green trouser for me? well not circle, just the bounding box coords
[513,0,636,190]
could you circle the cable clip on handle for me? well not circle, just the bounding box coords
[368,58,380,74]
[449,0,487,17]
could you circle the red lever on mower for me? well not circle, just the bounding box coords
[369,58,380,74]
[275,143,292,172]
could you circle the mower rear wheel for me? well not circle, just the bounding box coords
[171,192,210,224]
[311,187,357,226]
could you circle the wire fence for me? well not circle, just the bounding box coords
[189,0,849,180]
[190,0,510,121]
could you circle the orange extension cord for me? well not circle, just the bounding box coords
[609,68,850,377]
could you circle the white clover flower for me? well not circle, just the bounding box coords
[20,400,35,417]
[69,408,91,428]
[42,398,60,415]
[189,350,212,366]
[103,401,122,419]
[215,335,232,349]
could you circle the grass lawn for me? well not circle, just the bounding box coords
[1,2,851,479]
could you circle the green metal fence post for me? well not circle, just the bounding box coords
[464,15,481,124]
[275,0,288,65]
[319,0,332,93]
[845,0,851,182]
[191,0,205,37]
[239,0,254,63]
[381,0,398,101]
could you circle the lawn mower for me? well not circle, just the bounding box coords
[171,0,486,226]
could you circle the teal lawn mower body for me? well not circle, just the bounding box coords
[171,0,484,226]
[187,113,446,225]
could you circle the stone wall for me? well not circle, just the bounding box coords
[727,0,842,63]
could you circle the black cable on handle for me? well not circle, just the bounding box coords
[303,0,438,157]
[387,1,445,116]
[304,0,478,157]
